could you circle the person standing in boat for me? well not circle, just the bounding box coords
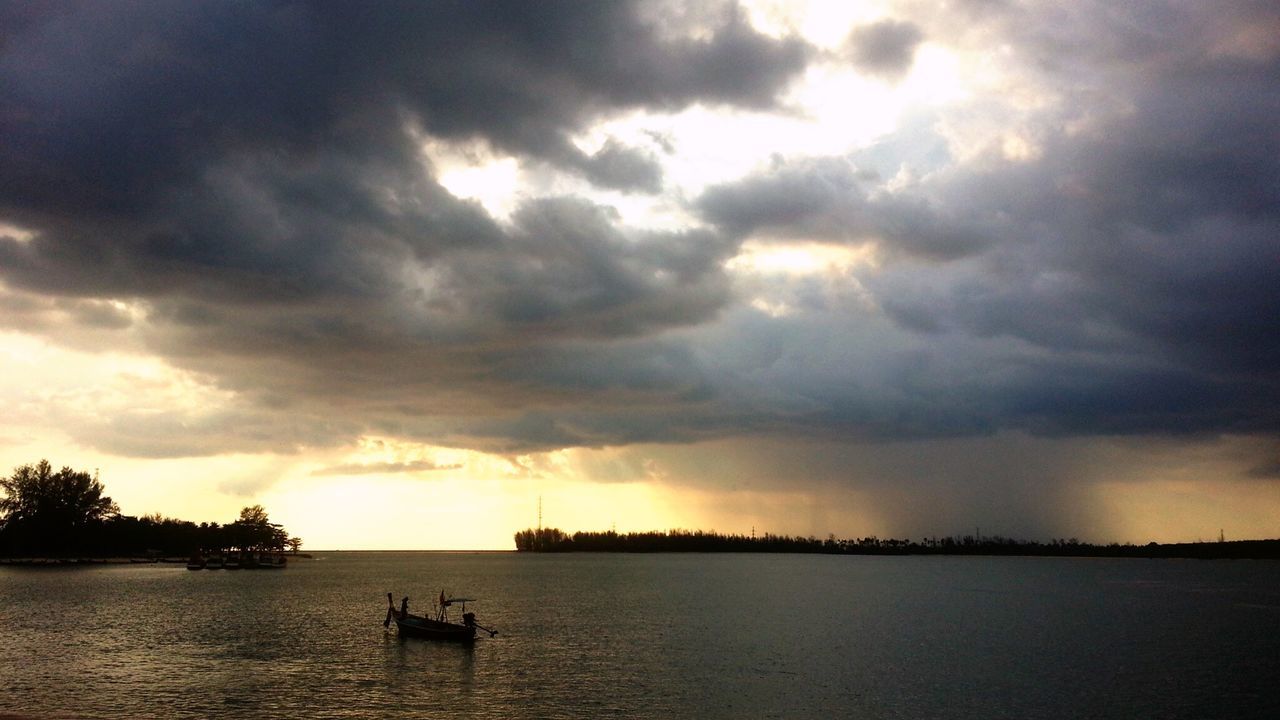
[400,596,410,618]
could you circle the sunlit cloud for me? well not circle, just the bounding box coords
[434,156,522,220]
[0,222,36,244]
[743,0,888,47]
[725,239,876,276]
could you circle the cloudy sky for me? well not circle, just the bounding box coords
[2,0,1278,549]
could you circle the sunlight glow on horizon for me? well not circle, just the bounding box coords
[261,471,698,551]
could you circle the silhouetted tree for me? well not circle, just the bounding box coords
[227,505,284,551]
[514,527,572,551]
[1,460,119,555]
[1,460,119,525]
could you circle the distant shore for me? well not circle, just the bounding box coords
[514,528,1280,560]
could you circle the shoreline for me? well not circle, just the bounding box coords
[0,553,314,566]
[513,535,1280,560]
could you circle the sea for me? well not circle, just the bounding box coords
[1,552,1278,719]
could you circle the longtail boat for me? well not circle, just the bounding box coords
[383,591,497,642]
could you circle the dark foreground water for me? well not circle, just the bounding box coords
[2,553,1278,719]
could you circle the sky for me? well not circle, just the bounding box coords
[2,0,1278,549]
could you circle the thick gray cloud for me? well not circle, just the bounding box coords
[846,19,924,79]
[436,198,735,338]
[575,140,665,194]
[695,155,990,259]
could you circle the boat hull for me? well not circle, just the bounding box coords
[392,614,476,643]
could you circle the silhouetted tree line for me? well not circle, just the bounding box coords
[514,527,1280,560]
[0,460,301,558]
[513,527,573,552]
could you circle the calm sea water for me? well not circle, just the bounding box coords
[1,552,1278,719]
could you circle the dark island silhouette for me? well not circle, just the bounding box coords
[515,527,1280,560]
[0,459,301,562]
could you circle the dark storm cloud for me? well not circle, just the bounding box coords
[0,0,812,458]
[845,19,924,79]
[868,11,1280,390]
[690,2,1280,441]
[0,0,809,219]
[0,0,800,310]
[0,145,504,304]
[695,155,990,259]
[436,198,735,338]
[574,140,664,194]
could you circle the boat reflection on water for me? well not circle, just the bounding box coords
[384,591,498,642]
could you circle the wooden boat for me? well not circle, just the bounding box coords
[258,554,287,569]
[384,592,497,642]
